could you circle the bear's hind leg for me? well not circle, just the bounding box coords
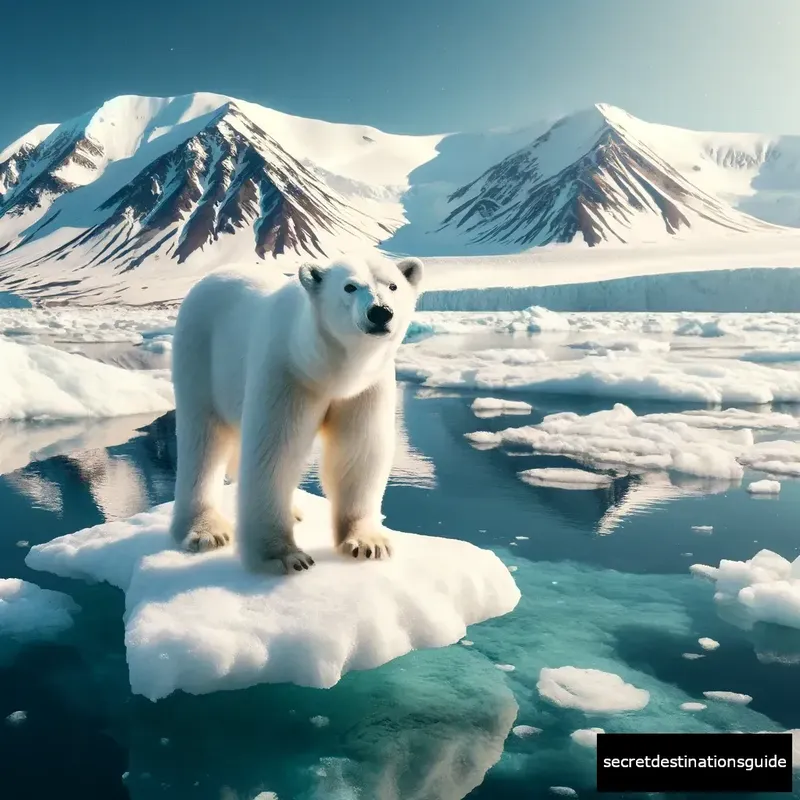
[171,407,236,553]
[320,375,396,560]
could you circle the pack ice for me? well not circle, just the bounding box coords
[25,486,520,701]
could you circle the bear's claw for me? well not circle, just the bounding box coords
[339,531,393,561]
[280,549,315,573]
[180,509,233,553]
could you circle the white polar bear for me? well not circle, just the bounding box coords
[168,253,424,574]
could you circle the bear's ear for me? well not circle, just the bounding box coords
[298,263,324,293]
[397,257,424,289]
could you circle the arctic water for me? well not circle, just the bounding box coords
[1,382,799,800]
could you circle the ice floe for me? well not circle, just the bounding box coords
[466,404,800,481]
[0,339,174,421]
[26,486,520,700]
[691,549,800,631]
[518,468,614,491]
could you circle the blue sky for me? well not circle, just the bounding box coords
[3,0,800,147]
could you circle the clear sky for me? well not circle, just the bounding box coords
[3,0,800,148]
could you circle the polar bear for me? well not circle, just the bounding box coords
[168,253,424,574]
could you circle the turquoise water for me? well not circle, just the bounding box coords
[1,386,799,799]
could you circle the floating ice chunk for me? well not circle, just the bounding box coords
[5,710,26,725]
[518,468,613,491]
[680,703,707,712]
[460,639,474,647]
[549,787,578,798]
[570,727,604,748]
[741,441,800,477]
[703,691,752,705]
[691,526,714,534]
[495,663,515,672]
[690,549,800,630]
[251,793,278,800]
[310,716,330,728]
[470,397,533,418]
[682,653,704,660]
[537,666,650,713]
[747,479,782,495]
[0,578,79,639]
[506,306,570,333]
[26,487,521,701]
[512,725,542,738]
[467,403,800,482]
[398,340,800,404]
[0,339,174,421]
[698,637,720,651]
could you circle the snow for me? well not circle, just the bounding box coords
[0,578,79,639]
[570,728,604,748]
[690,549,800,631]
[536,666,650,713]
[680,703,707,712]
[470,397,532,417]
[25,486,521,701]
[0,339,173,421]
[518,468,613,491]
[747,479,781,494]
[465,403,800,482]
[698,637,720,651]
[703,691,753,705]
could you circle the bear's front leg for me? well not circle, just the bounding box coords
[320,373,396,560]
[236,376,327,574]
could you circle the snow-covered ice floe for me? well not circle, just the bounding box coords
[0,339,174,420]
[25,486,520,701]
[0,578,79,639]
[466,404,800,481]
[690,549,800,631]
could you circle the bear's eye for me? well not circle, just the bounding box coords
[388,283,397,292]
[344,283,357,293]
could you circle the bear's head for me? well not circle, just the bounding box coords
[298,255,423,348]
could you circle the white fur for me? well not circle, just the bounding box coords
[169,254,424,574]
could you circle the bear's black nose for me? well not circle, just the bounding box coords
[367,304,394,326]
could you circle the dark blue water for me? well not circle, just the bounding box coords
[1,385,799,800]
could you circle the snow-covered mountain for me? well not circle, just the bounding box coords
[432,104,793,252]
[2,94,800,304]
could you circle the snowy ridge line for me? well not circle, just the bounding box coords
[417,267,800,313]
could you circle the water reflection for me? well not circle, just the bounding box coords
[121,648,517,800]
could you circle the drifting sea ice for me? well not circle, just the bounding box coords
[0,339,174,420]
[25,486,520,701]
[518,468,613,490]
[397,337,800,404]
[470,397,533,417]
[690,549,800,631]
[747,479,782,494]
[466,403,800,481]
